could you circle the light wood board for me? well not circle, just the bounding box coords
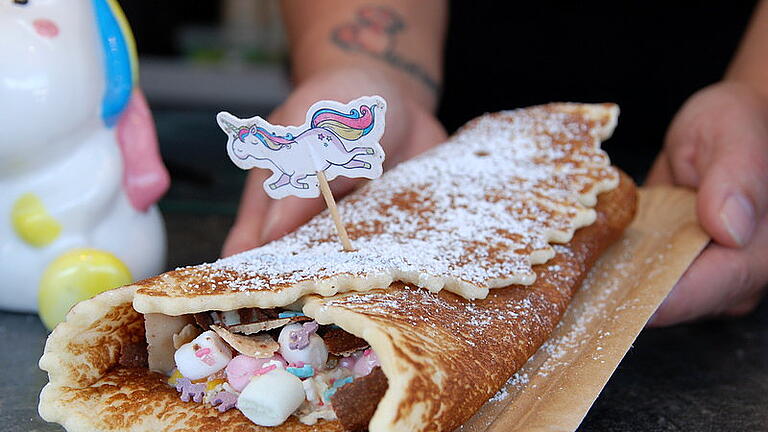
[459,186,710,432]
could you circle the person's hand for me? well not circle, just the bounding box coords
[221,68,447,256]
[646,81,768,326]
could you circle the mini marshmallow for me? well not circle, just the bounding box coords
[174,330,232,380]
[353,349,380,377]
[338,356,355,369]
[226,354,287,392]
[278,323,328,369]
[236,369,306,427]
[286,364,315,378]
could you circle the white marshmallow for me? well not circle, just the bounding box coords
[277,323,328,369]
[174,330,232,380]
[236,369,306,426]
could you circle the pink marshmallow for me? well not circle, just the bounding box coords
[352,350,380,377]
[226,354,288,392]
[339,357,356,369]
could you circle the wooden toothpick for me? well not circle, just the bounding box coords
[316,170,354,251]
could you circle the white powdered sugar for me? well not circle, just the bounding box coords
[178,104,619,300]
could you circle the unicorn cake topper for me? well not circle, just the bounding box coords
[217,96,386,199]
[217,95,387,250]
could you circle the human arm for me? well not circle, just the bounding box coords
[222,0,448,256]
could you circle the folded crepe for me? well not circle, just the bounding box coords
[39,103,637,431]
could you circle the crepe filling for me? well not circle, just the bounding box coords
[166,308,379,427]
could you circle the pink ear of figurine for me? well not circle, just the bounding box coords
[117,89,170,212]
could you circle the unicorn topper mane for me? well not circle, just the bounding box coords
[251,127,294,150]
[219,101,379,153]
[311,104,377,141]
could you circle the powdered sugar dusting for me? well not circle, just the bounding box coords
[532,241,637,379]
[303,173,640,431]
[141,104,619,306]
[483,372,531,406]
[489,386,509,402]
[321,283,544,345]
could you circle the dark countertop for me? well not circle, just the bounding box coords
[5,109,767,431]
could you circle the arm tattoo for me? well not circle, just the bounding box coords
[331,5,440,94]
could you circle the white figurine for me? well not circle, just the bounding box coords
[0,0,169,328]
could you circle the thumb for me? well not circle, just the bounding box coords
[259,196,326,244]
[259,176,361,244]
[221,170,272,257]
[693,103,768,248]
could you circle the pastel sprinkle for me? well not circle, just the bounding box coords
[175,378,206,403]
[286,365,315,378]
[255,364,277,376]
[289,321,319,350]
[333,376,354,388]
[324,376,354,400]
[278,311,305,318]
[210,390,238,412]
[323,388,336,402]
[195,348,212,357]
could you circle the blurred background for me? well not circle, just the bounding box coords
[122,0,290,267]
[5,4,768,431]
[121,0,758,265]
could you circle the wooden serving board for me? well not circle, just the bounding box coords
[459,186,710,432]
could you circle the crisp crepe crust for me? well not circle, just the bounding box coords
[305,172,636,431]
[38,173,635,432]
[37,287,343,432]
[132,104,621,316]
